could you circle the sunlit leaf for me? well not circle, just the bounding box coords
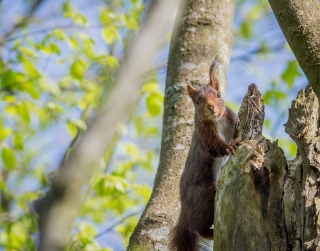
[281,60,302,87]
[142,82,158,93]
[14,134,24,150]
[17,103,31,124]
[5,105,17,115]
[20,47,37,57]
[263,90,286,105]
[20,82,40,99]
[106,56,119,68]
[74,119,87,131]
[146,92,163,117]
[67,122,78,138]
[2,147,16,170]
[125,14,139,30]
[79,222,97,242]
[239,21,252,40]
[100,8,116,24]
[23,61,40,78]
[124,143,139,157]
[70,59,87,79]
[0,128,12,140]
[101,26,121,44]
[50,43,61,55]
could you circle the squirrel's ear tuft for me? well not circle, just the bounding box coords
[209,58,220,93]
[186,76,197,102]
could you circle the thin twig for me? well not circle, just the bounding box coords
[0,0,45,45]
[95,211,141,239]
[3,22,112,43]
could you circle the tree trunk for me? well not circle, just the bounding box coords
[127,0,236,250]
[215,85,320,250]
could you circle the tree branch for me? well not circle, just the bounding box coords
[0,0,45,45]
[95,211,141,239]
[32,0,180,250]
[268,0,320,99]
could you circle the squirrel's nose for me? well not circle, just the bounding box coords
[207,105,215,112]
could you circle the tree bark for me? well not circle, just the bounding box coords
[215,84,320,250]
[268,0,320,99]
[215,84,288,250]
[127,0,236,250]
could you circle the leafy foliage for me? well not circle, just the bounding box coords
[0,0,158,250]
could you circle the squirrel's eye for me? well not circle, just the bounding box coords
[217,93,221,98]
[195,100,199,106]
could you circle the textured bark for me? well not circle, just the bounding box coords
[284,88,320,250]
[127,0,236,250]
[215,85,320,251]
[268,0,320,99]
[215,85,287,251]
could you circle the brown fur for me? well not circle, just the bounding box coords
[169,61,238,251]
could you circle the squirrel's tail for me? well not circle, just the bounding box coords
[169,219,197,251]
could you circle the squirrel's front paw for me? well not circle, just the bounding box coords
[226,140,239,155]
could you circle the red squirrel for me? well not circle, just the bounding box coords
[169,60,239,251]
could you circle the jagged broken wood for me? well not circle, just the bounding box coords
[215,85,320,250]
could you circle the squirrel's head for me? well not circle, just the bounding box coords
[185,60,225,121]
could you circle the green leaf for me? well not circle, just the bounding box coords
[264,119,271,130]
[124,143,139,157]
[2,70,20,87]
[50,43,61,55]
[281,60,302,87]
[263,89,286,105]
[101,26,121,44]
[23,61,40,78]
[142,82,159,93]
[70,37,79,50]
[20,47,37,57]
[79,222,97,244]
[3,95,15,103]
[65,12,88,26]
[106,56,119,68]
[125,14,139,30]
[8,222,28,248]
[83,39,95,58]
[70,60,87,79]
[20,82,40,99]
[17,103,31,124]
[14,134,24,150]
[239,21,252,40]
[2,147,16,170]
[39,79,61,96]
[278,139,297,158]
[67,122,78,138]
[74,119,87,131]
[5,105,17,115]
[62,0,72,12]
[146,92,163,117]
[0,128,12,140]
[100,8,116,24]
[39,43,53,55]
